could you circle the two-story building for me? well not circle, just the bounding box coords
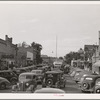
[0,35,17,70]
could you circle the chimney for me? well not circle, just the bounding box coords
[5,35,8,41]
[99,31,100,59]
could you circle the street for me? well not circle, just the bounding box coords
[0,74,82,93]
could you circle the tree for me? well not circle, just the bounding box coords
[64,51,81,64]
[31,42,42,64]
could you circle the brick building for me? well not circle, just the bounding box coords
[17,43,42,67]
[0,35,17,70]
[17,46,37,67]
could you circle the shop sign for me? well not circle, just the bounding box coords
[1,54,14,59]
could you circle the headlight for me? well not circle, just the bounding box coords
[85,77,93,81]
[17,83,19,85]
[26,83,29,86]
[61,77,64,79]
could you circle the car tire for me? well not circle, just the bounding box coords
[0,83,6,90]
[81,81,89,90]
[94,87,100,93]
[46,79,53,87]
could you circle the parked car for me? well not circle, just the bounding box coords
[0,77,11,90]
[74,70,92,83]
[13,67,27,76]
[0,70,18,85]
[12,72,37,93]
[31,69,44,83]
[94,78,100,93]
[70,68,83,77]
[42,70,66,88]
[63,64,70,74]
[79,74,100,93]
[34,88,65,93]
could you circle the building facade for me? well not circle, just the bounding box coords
[0,35,17,70]
[17,43,42,67]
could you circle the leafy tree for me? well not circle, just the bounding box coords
[31,42,42,64]
[64,51,82,64]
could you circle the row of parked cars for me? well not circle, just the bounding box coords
[70,67,100,93]
[11,64,67,93]
[0,64,48,90]
[12,69,66,93]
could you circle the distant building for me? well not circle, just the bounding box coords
[92,45,99,64]
[41,55,56,64]
[84,45,99,71]
[17,43,42,67]
[0,35,17,70]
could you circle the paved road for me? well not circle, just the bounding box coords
[63,74,82,93]
[0,74,82,93]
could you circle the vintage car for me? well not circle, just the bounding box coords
[13,68,27,76]
[31,69,44,83]
[42,70,66,88]
[34,88,65,93]
[94,78,100,93]
[74,70,92,83]
[12,72,37,93]
[70,68,83,77]
[79,74,100,93]
[0,70,18,85]
[62,64,70,74]
[0,77,11,90]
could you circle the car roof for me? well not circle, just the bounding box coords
[19,72,37,76]
[34,88,65,93]
[0,70,13,72]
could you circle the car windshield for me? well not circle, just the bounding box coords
[19,75,32,81]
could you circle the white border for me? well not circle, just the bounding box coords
[1,94,100,99]
[0,1,100,99]
[0,1,100,4]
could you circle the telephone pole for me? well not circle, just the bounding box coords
[56,35,57,60]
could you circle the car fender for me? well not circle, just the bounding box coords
[0,79,10,85]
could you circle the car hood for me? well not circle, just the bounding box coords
[19,80,32,83]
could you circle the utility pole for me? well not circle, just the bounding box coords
[56,35,57,60]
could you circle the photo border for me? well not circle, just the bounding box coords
[0,1,100,100]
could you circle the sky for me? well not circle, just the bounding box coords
[0,2,100,57]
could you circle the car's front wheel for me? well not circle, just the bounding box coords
[0,83,6,90]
